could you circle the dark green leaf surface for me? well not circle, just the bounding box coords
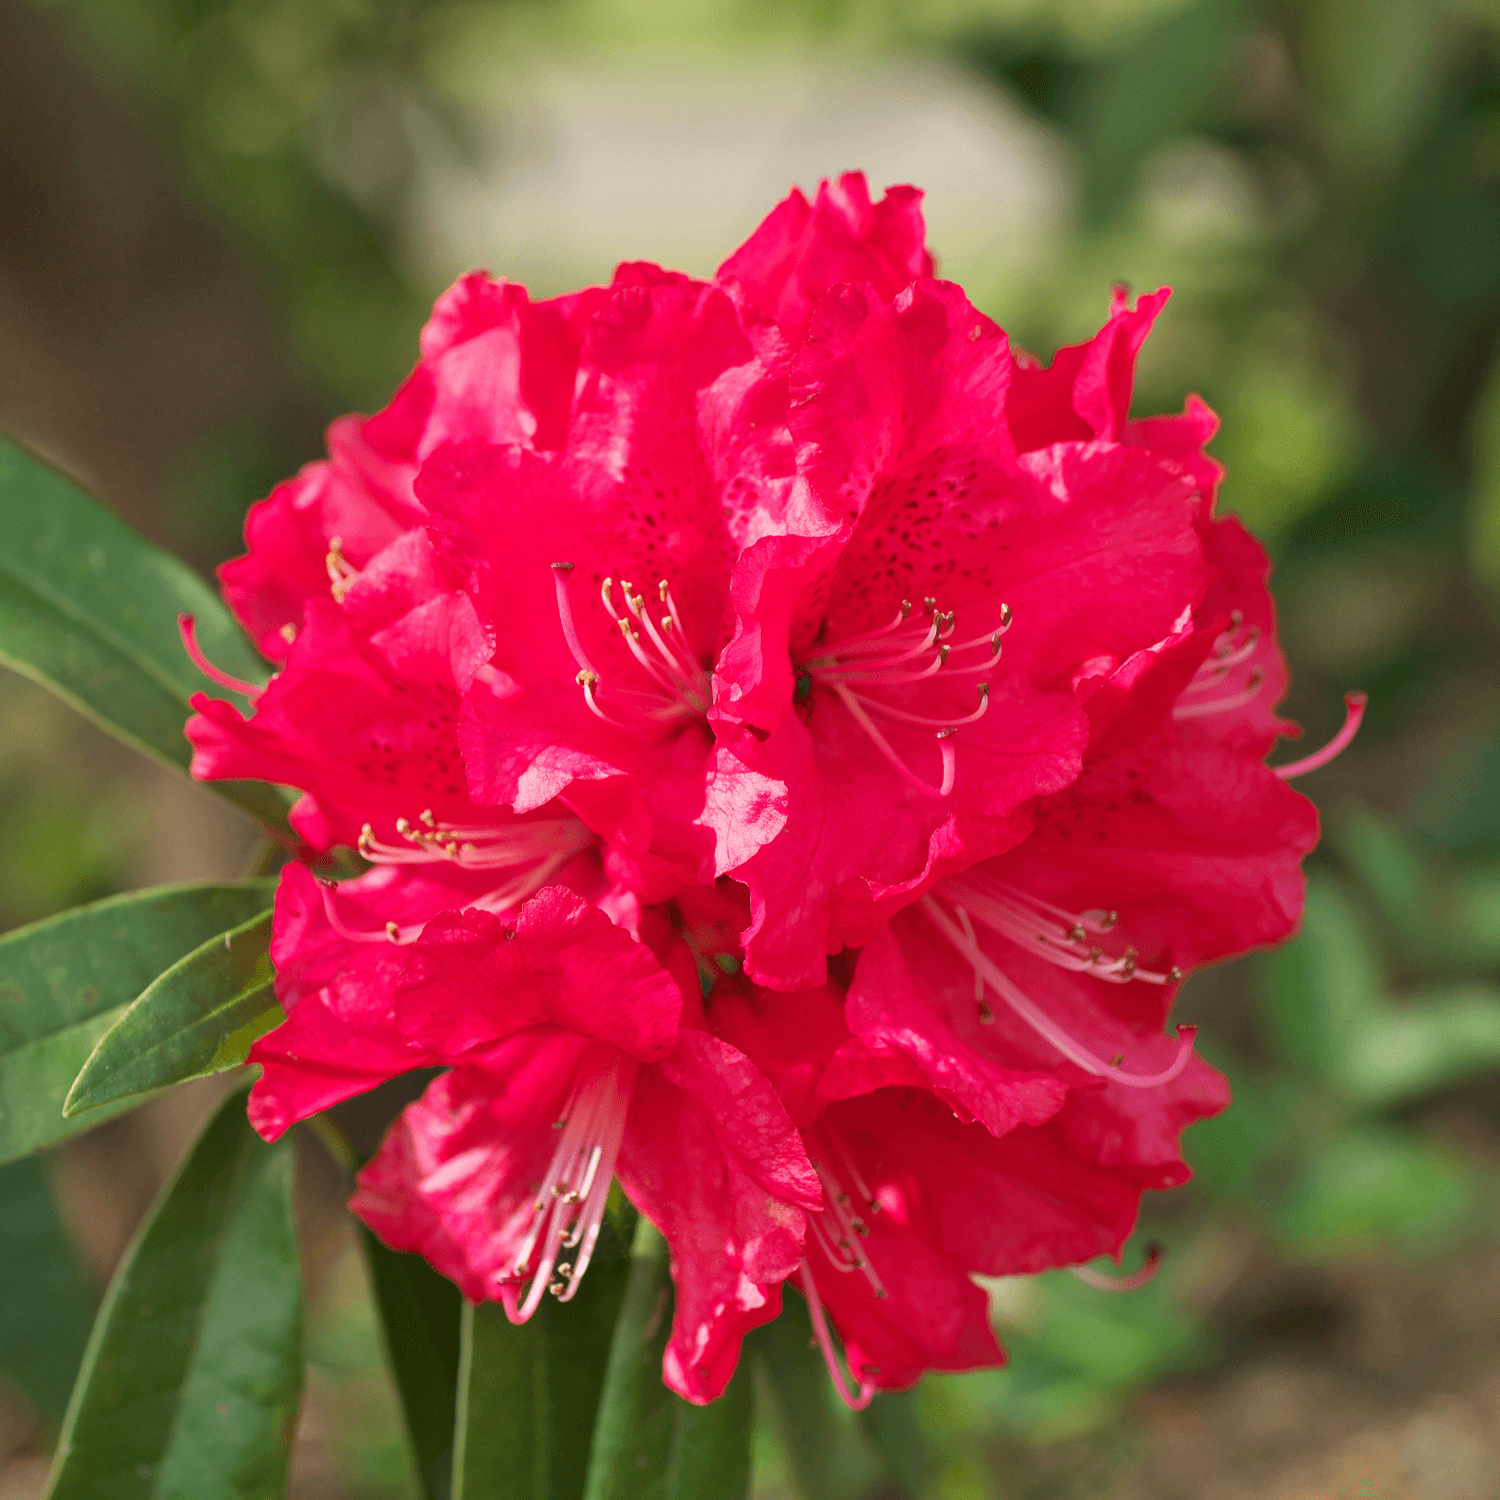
[0,881,276,1163]
[748,1295,837,1500]
[0,1153,94,1421]
[362,1230,463,1500]
[856,1391,926,1498]
[582,1226,752,1500]
[453,1260,631,1500]
[46,1090,303,1500]
[0,435,289,827]
[66,910,282,1116]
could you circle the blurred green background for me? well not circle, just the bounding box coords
[2,1,1500,1496]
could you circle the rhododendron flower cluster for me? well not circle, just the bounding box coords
[186,173,1358,1407]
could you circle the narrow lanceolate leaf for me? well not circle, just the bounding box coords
[582,1224,753,1500]
[66,910,282,1117]
[453,1260,632,1500]
[0,1154,95,1421]
[361,1231,463,1500]
[0,435,290,827]
[747,1296,837,1499]
[47,1090,303,1500]
[0,880,275,1163]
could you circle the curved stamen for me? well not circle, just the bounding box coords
[178,614,265,699]
[942,877,1180,987]
[799,1261,876,1412]
[1070,1243,1163,1292]
[833,686,955,798]
[863,683,991,729]
[799,597,1010,801]
[922,896,1197,1089]
[553,565,710,730]
[1173,668,1264,720]
[1272,691,1367,779]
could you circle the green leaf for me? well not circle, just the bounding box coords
[453,1261,631,1500]
[1340,984,1500,1111]
[1276,1123,1473,1255]
[582,1223,753,1500]
[0,880,276,1163]
[0,435,290,828]
[1076,0,1245,224]
[361,1230,462,1500]
[1255,875,1383,1080]
[0,1153,94,1421]
[856,1391,926,1499]
[747,1296,838,1500]
[46,1089,303,1500]
[66,910,282,1117]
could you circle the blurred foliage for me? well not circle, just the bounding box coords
[7,0,1500,1494]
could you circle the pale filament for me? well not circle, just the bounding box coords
[798,597,1011,799]
[804,1128,889,1301]
[325,536,360,604]
[799,1261,876,1412]
[321,812,593,944]
[499,1048,638,1324]
[551,563,711,732]
[1173,612,1266,720]
[1069,1243,1163,1292]
[177,613,266,700]
[940,873,1183,987]
[1273,691,1367,779]
[921,895,1197,1090]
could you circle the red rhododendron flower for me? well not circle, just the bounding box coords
[185,171,1354,1410]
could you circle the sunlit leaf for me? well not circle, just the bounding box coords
[0,435,289,828]
[46,1090,302,1500]
[0,880,275,1163]
[65,909,282,1117]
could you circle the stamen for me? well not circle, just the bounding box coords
[324,815,593,943]
[551,564,710,731]
[941,876,1177,986]
[1070,1243,1163,1292]
[799,1261,876,1412]
[922,895,1197,1089]
[178,614,265,699]
[796,597,1011,799]
[499,1050,636,1322]
[326,537,359,603]
[1173,668,1265,720]
[1273,691,1366,779]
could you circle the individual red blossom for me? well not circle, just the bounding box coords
[347,887,822,1404]
[710,278,1210,988]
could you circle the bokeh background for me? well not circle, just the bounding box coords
[3,1,1500,1496]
